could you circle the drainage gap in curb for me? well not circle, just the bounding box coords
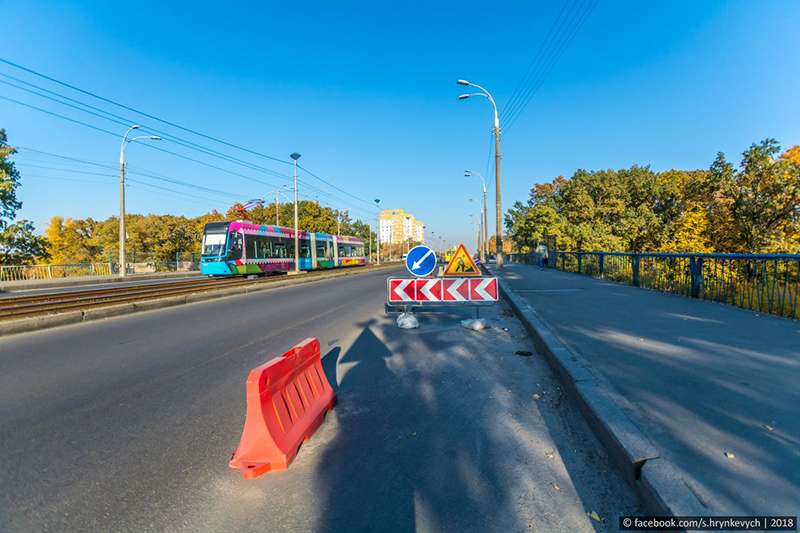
[515,350,534,357]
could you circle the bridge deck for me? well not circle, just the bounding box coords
[494,262,800,515]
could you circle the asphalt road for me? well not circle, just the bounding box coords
[0,266,642,532]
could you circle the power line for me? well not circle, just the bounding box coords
[0,73,295,182]
[0,57,291,166]
[4,91,378,217]
[13,146,242,199]
[500,0,576,120]
[13,145,378,220]
[503,0,597,131]
[0,93,290,189]
[297,164,379,210]
[0,58,379,215]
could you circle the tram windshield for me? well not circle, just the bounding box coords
[202,233,226,256]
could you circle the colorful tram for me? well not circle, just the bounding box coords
[199,220,367,276]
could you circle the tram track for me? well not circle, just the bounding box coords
[0,265,400,322]
[0,276,260,320]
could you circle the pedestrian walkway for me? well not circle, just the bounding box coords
[493,262,800,515]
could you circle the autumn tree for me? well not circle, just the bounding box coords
[706,139,800,252]
[504,139,799,254]
[0,129,48,264]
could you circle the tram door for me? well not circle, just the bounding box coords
[332,236,339,266]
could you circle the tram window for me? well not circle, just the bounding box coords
[246,236,258,259]
[355,245,364,257]
[273,242,288,258]
[316,243,327,258]
[228,232,243,259]
[201,232,226,256]
[300,243,311,258]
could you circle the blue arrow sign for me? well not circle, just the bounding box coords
[405,245,437,277]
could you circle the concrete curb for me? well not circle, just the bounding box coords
[0,264,400,338]
[495,274,708,517]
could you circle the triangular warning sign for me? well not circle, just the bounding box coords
[443,243,481,276]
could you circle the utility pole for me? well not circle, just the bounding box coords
[275,188,281,226]
[458,80,503,268]
[465,170,488,263]
[118,125,160,278]
[374,199,381,265]
[290,152,301,273]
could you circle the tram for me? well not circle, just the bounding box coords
[199,220,366,276]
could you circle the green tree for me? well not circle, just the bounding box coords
[0,129,48,264]
[706,139,800,252]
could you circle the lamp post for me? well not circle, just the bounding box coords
[458,79,504,268]
[290,152,301,273]
[465,169,488,263]
[275,185,289,226]
[119,124,160,277]
[374,198,381,265]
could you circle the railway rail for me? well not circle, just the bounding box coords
[0,274,282,320]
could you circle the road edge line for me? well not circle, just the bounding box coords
[495,274,708,517]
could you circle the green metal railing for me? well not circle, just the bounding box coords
[507,251,800,319]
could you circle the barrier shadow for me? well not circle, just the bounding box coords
[311,308,608,532]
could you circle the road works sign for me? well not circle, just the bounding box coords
[387,277,498,305]
[405,245,437,277]
[443,243,481,276]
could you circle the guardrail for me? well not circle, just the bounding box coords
[0,260,200,282]
[0,263,115,282]
[507,251,800,319]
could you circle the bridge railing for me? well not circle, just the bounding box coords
[0,262,115,282]
[507,251,800,319]
[0,254,202,282]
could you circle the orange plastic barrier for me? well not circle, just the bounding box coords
[228,337,336,479]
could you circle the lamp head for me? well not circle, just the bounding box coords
[290,152,301,161]
[457,94,471,100]
[150,136,162,141]
[456,79,470,86]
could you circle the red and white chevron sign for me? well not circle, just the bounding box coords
[387,277,497,304]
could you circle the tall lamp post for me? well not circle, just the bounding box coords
[119,125,160,277]
[290,152,301,273]
[374,198,381,265]
[465,170,488,263]
[457,79,504,268]
[275,184,289,226]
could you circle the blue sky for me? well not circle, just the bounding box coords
[2,0,799,250]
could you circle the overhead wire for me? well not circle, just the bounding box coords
[502,0,597,131]
[0,74,294,182]
[500,0,576,121]
[3,91,378,218]
[0,58,380,210]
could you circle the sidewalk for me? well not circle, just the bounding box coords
[493,262,800,515]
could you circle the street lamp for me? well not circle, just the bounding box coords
[374,198,381,265]
[274,184,290,226]
[457,79,504,268]
[119,125,160,277]
[465,169,488,263]
[290,152,301,273]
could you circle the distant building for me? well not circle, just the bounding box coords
[379,209,425,244]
